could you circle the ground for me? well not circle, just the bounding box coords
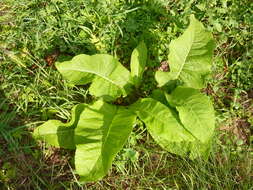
[0,0,252,189]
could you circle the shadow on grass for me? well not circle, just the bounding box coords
[0,89,76,190]
[0,89,18,189]
[0,89,17,136]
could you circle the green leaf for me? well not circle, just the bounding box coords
[56,55,95,85]
[89,77,128,101]
[130,98,210,159]
[155,71,173,87]
[56,54,131,100]
[74,100,136,182]
[151,89,169,106]
[168,86,215,143]
[130,41,147,86]
[33,104,86,149]
[155,15,215,88]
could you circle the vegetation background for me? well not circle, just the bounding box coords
[0,0,252,189]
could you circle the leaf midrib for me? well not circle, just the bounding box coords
[174,25,195,79]
[180,101,213,142]
[137,102,197,141]
[100,107,118,173]
[80,106,118,175]
[60,67,122,88]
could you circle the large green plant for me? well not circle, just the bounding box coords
[33,15,215,182]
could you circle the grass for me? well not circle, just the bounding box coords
[0,0,252,189]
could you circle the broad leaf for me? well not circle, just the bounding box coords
[168,86,215,143]
[151,89,175,109]
[130,41,147,86]
[130,98,210,159]
[151,89,170,106]
[155,15,215,88]
[56,55,94,85]
[56,54,131,100]
[74,100,136,182]
[89,77,129,101]
[33,104,86,149]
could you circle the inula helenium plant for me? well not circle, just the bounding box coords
[33,15,215,182]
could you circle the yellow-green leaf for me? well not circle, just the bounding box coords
[155,15,215,88]
[74,100,136,182]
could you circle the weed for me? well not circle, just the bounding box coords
[0,0,252,189]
